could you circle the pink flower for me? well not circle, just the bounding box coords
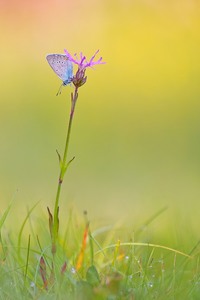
[64,49,105,88]
[64,49,105,71]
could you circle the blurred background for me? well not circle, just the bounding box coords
[0,0,200,232]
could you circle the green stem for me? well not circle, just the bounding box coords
[53,86,78,250]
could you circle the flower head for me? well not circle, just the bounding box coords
[64,49,105,70]
[64,49,105,88]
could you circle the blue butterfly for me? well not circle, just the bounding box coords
[46,54,73,94]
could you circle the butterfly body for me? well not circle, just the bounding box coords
[46,54,73,85]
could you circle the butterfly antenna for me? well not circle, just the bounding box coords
[56,83,63,96]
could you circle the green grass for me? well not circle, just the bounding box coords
[0,205,200,300]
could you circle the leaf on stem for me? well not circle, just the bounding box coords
[63,156,75,175]
[56,149,62,169]
[47,207,53,239]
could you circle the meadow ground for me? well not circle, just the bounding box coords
[0,203,200,299]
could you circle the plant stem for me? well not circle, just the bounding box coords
[53,86,78,250]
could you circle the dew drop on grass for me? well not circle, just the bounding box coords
[148,282,153,288]
[71,267,76,274]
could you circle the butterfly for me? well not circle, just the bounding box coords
[46,54,73,95]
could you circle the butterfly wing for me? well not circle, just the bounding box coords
[46,54,73,85]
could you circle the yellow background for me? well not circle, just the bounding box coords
[0,1,200,229]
